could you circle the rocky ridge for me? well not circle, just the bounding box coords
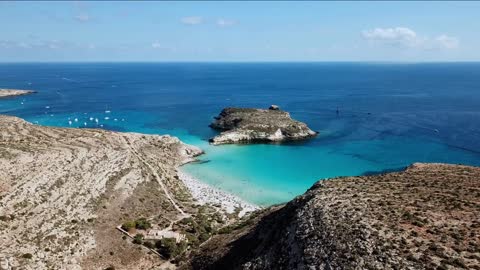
[209,106,317,145]
[186,163,480,270]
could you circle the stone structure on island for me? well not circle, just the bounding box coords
[209,105,318,145]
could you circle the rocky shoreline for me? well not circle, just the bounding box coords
[209,106,317,145]
[0,89,36,98]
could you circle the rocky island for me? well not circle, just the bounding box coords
[0,89,36,98]
[186,163,480,270]
[209,105,317,145]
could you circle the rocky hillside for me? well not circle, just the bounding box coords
[209,106,317,145]
[186,163,480,270]
[0,115,205,270]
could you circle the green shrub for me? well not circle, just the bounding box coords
[218,226,233,234]
[143,241,154,249]
[121,220,136,231]
[198,232,210,242]
[133,234,144,245]
[135,218,151,230]
[179,217,193,225]
[156,238,180,259]
[186,233,199,247]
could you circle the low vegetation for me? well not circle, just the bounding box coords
[121,218,152,231]
[155,238,188,259]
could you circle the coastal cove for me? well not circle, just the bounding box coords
[2,62,480,206]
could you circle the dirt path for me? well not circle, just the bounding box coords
[123,135,188,218]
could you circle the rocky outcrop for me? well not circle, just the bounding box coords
[209,107,317,145]
[0,89,36,98]
[186,163,480,270]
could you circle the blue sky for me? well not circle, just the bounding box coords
[1,1,479,62]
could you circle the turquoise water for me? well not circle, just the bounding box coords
[182,137,479,206]
[1,63,480,206]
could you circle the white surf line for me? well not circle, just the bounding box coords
[122,136,188,217]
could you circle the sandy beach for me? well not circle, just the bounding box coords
[177,170,259,217]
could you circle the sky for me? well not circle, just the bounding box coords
[1,1,479,62]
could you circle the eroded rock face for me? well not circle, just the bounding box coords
[209,107,317,145]
[186,163,480,270]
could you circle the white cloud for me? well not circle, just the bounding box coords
[362,27,459,50]
[48,40,60,49]
[18,42,31,49]
[362,27,422,48]
[0,40,15,49]
[150,41,177,52]
[435,34,459,49]
[0,39,95,51]
[74,13,91,22]
[151,41,162,49]
[43,40,74,50]
[216,18,235,27]
[181,16,203,25]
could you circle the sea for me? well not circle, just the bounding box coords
[1,62,480,206]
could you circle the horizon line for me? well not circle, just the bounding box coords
[2,60,480,64]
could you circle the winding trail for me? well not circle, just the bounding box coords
[123,135,188,218]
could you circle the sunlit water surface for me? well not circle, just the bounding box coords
[1,63,480,206]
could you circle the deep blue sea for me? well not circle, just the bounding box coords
[1,63,480,206]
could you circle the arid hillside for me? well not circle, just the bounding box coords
[187,163,480,270]
[0,115,206,270]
